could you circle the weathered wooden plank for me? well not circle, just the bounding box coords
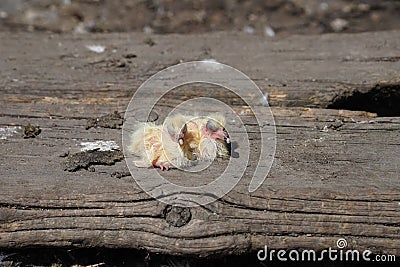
[0,30,399,257]
[0,106,399,256]
[1,31,400,119]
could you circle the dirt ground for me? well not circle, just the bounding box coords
[1,0,400,36]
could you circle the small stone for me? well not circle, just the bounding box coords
[116,59,127,68]
[0,11,8,19]
[320,2,329,11]
[243,26,255,34]
[111,171,131,179]
[143,26,154,34]
[342,5,353,13]
[264,26,275,37]
[144,37,155,47]
[358,3,370,12]
[59,151,70,158]
[123,53,137,59]
[330,18,349,32]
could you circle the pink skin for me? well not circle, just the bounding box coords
[202,126,229,142]
[211,128,229,142]
[154,162,169,171]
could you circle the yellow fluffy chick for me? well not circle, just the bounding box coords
[182,114,231,161]
[129,114,190,170]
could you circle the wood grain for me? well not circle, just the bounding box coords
[0,31,399,257]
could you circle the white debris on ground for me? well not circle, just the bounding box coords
[74,20,97,34]
[0,126,21,140]
[330,18,349,32]
[85,44,106,53]
[264,26,275,37]
[143,25,154,34]
[320,2,329,11]
[0,11,8,19]
[80,141,119,152]
[243,25,255,34]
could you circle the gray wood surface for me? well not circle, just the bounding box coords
[0,31,399,256]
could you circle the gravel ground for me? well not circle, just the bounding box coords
[0,0,399,36]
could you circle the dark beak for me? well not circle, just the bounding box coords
[223,128,230,144]
[224,135,230,144]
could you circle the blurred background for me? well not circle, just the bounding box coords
[0,0,399,36]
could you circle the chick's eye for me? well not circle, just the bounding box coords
[178,137,184,145]
[206,120,218,132]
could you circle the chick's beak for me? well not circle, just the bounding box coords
[222,127,230,144]
[224,135,230,144]
[213,128,230,144]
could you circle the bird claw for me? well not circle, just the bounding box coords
[155,162,169,171]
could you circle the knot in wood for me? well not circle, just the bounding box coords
[163,205,191,227]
